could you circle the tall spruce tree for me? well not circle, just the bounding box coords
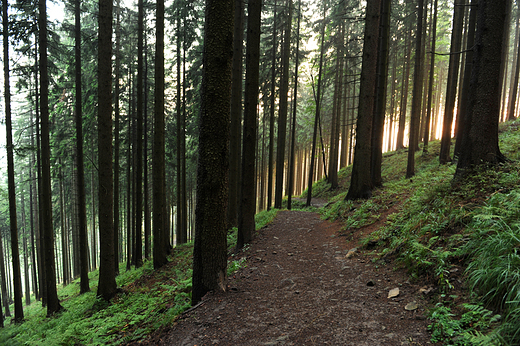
[192,0,234,304]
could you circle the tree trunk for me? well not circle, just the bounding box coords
[328,20,343,190]
[370,0,391,188]
[454,0,478,158]
[39,0,63,316]
[144,15,151,259]
[97,0,117,301]
[423,0,438,154]
[153,0,169,269]
[228,0,244,229]
[75,0,90,294]
[456,0,508,175]
[91,166,96,270]
[192,0,233,304]
[114,0,122,272]
[267,0,277,210]
[287,0,301,208]
[306,4,326,207]
[439,0,465,164]
[274,0,293,208]
[0,234,9,317]
[346,0,382,200]
[406,0,424,178]
[29,133,39,299]
[507,0,520,121]
[396,25,412,151]
[4,0,24,322]
[22,182,31,305]
[134,0,144,268]
[237,0,262,249]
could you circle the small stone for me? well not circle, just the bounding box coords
[405,301,419,311]
[388,288,400,298]
[419,287,434,295]
[367,280,375,287]
[272,251,277,254]
[287,253,294,256]
[345,248,358,258]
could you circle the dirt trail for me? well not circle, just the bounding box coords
[132,210,433,346]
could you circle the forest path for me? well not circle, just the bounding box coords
[132,210,433,346]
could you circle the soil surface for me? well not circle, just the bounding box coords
[130,208,434,345]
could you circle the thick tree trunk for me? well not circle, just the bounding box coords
[454,0,478,158]
[39,0,63,316]
[346,0,382,200]
[456,0,508,175]
[192,0,233,304]
[370,0,391,188]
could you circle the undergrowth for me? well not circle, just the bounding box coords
[0,210,279,345]
[317,120,520,345]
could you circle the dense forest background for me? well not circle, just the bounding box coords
[0,0,517,332]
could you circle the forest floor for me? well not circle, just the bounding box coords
[128,202,435,346]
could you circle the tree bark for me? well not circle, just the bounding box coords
[439,0,465,164]
[39,0,63,316]
[456,0,508,175]
[134,0,144,268]
[396,24,412,151]
[267,0,277,210]
[97,0,117,301]
[423,0,438,154]
[74,0,90,294]
[4,0,24,322]
[274,0,293,208]
[114,0,122,272]
[228,0,244,229]
[507,0,520,121]
[306,4,326,207]
[153,0,169,269]
[370,0,391,188]
[192,0,233,304]
[346,0,382,200]
[287,0,301,208]
[237,0,262,249]
[406,0,424,178]
[454,0,478,158]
